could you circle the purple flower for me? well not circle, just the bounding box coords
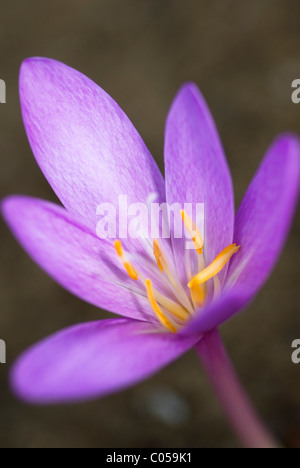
[2,57,299,405]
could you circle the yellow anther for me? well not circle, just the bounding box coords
[181,210,203,254]
[124,263,139,281]
[188,244,240,288]
[114,240,139,281]
[190,283,206,308]
[153,239,165,272]
[145,279,177,333]
[114,240,123,258]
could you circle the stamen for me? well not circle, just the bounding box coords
[190,283,206,308]
[153,239,165,272]
[188,244,240,288]
[145,279,177,333]
[114,240,123,257]
[153,239,194,313]
[181,210,203,254]
[114,240,139,280]
[151,287,190,321]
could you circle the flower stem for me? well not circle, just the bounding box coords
[196,330,279,448]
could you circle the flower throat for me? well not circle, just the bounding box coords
[115,211,240,333]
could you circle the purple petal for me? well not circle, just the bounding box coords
[181,288,250,335]
[19,57,165,236]
[2,196,156,322]
[164,83,234,283]
[11,318,199,403]
[227,134,300,297]
[183,134,300,335]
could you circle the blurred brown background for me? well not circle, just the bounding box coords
[0,0,300,448]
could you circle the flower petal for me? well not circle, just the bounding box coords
[227,134,300,297]
[183,134,300,335]
[181,288,250,335]
[2,195,156,322]
[11,318,199,403]
[19,57,165,236]
[164,83,234,284]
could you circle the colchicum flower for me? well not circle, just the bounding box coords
[2,58,299,447]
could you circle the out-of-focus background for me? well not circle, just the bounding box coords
[0,0,300,448]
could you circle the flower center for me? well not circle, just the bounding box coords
[114,211,240,333]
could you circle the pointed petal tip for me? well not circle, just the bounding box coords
[19,57,70,94]
[1,195,22,223]
[19,57,76,99]
[167,82,214,133]
[1,195,38,221]
[177,81,199,93]
[19,58,51,102]
[20,56,57,71]
[10,367,38,405]
[171,81,203,108]
[272,132,300,151]
[269,133,300,168]
[20,57,48,79]
[269,132,300,194]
